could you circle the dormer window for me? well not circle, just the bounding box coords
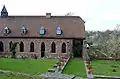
[56,27,62,35]
[21,26,27,34]
[40,27,45,35]
[4,26,10,34]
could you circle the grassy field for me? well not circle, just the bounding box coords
[63,58,86,78]
[0,74,42,79]
[1,58,119,79]
[0,58,57,75]
[91,60,120,76]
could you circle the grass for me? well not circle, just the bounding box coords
[0,74,42,79]
[0,58,57,75]
[63,58,86,78]
[2,58,119,78]
[91,60,120,76]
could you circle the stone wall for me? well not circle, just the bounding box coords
[0,38,73,58]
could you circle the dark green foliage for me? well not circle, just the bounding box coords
[73,40,83,57]
[9,42,18,58]
[112,69,116,72]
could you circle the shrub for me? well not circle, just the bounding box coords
[112,69,116,72]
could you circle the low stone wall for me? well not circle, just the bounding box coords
[60,57,70,73]
[16,52,40,59]
[47,53,69,59]
[96,58,120,60]
[0,52,40,59]
[94,75,120,79]
[0,52,10,57]
[0,52,70,59]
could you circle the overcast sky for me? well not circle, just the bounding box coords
[0,0,120,31]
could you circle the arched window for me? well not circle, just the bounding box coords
[20,41,24,52]
[40,27,45,35]
[62,42,66,53]
[41,42,45,57]
[56,27,62,35]
[30,42,34,52]
[0,41,4,52]
[51,42,56,53]
[41,42,45,51]
[9,41,12,49]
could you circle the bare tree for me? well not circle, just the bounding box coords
[65,12,74,16]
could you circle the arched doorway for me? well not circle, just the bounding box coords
[41,42,45,57]
[0,41,4,52]
[62,42,66,53]
[30,42,34,52]
[20,41,24,52]
[51,42,56,53]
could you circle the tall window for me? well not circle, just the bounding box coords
[62,42,66,53]
[51,42,56,53]
[0,41,4,52]
[9,41,12,49]
[41,42,45,51]
[41,42,45,57]
[20,41,24,52]
[30,42,34,52]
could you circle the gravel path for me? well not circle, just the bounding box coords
[40,72,84,79]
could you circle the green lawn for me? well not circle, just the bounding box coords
[0,58,57,75]
[0,74,42,79]
[91,60,120,76]
[63,58,86,77]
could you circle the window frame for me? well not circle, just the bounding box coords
[4,26,9,34]
[40,27,45,35]
[56,27,62,35]
[51,42,56,53]
[21,26,27,34]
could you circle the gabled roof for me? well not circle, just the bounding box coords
[0,15,85,39]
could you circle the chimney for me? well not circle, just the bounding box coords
[46,13,51,18]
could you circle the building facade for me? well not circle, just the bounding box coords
[0,5,85,58]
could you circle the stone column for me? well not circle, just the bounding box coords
[45,40,49,58]
[67,40,72,57]
[57,40,61,58]
[16,42,19,52]
[24,40,29,52]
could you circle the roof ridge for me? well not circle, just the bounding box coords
[7,16,85,23]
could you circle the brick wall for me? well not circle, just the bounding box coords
[0,38,73,58]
